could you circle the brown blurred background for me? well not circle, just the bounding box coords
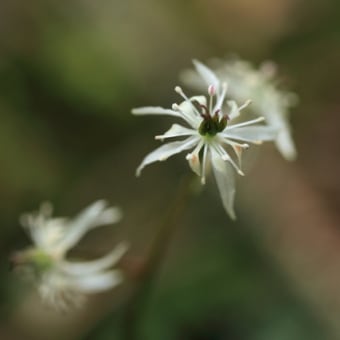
[1,0,340,339]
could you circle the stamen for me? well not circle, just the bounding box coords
[200,105,210,118]
[186,140,204,177]
[214,82,228,112]
[221,154,245,176]
[226,140,250,150]
[208,85,216,97]
[224,140,249,166]
[172,103,197,127]
[208,87,213,115]
[213,143,244,176]
[175,86,188,100]
[201,144,208,185]
[174,86,201,119]
[172,103,179,111]
[227,116,265,130]
[238,99,252,111]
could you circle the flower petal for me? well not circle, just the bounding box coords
[186,140,204,177]
[210,148,236,219]
[193,59,220,91]
[58,201,122,253]
[132,106,181,118]
[222,126,277,143]
[176,100,202,127]
[39,271,86,309]
[189,95,207,107]
[71,270,123,293]
[156,124,196,140]
[60,242,128,275]
[136,137,199,176]
[261,108,297,160]
[276,128,297,160]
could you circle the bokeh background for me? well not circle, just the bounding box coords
[1,0,340,339]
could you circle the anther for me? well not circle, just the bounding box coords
[239,99,252,111]
[237,169,245,176]
[172,103,179,111]
[175,86,184,95]
[208,85,216,97]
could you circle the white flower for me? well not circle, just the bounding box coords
[182,57,298,160]
[132,60,277,219]
[14,200,128,310]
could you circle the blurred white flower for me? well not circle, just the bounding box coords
[132,60,277,219]
[13,200,128,310]
[182,57,297,160]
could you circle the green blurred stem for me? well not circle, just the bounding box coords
[123,174,194,340]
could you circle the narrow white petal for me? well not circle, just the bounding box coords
[222,126,278,143]
[132,106,181,118]
[186,140,204,176]
[136,137,199,176]
[20,214,45,248]
[155,124,196,140]
[201,144,209,184]
[175,101,202,127]
[21,212,68,251]
[179,68,206,92]
[190,95,207,107]
[58,201,122,253]
[60,242,128,275]
[210,149,236,219]
[20,204,53,248]
[72,270,123,293]
[276,129,297,160]
[262,108,297,160]
[38,270,87,309]
[193,59,220,90]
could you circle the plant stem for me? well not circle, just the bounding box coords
[122,174,194,340]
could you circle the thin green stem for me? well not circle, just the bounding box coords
[122,174,194,340]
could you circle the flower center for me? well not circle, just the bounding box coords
[11,248,54,275]
[198,107,228,137]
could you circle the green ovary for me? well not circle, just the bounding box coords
[199,115,227,136]
[27,249,54,272]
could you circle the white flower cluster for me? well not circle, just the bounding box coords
[182,57,297,160]
[12,56,297,311]
[133,60,286,219]
[14,200,128,310]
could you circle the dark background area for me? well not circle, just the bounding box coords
[1,0,340,339]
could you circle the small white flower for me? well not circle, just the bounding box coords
[133,60,277,219]
[13,200,128,310]
[182,57,298,160]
